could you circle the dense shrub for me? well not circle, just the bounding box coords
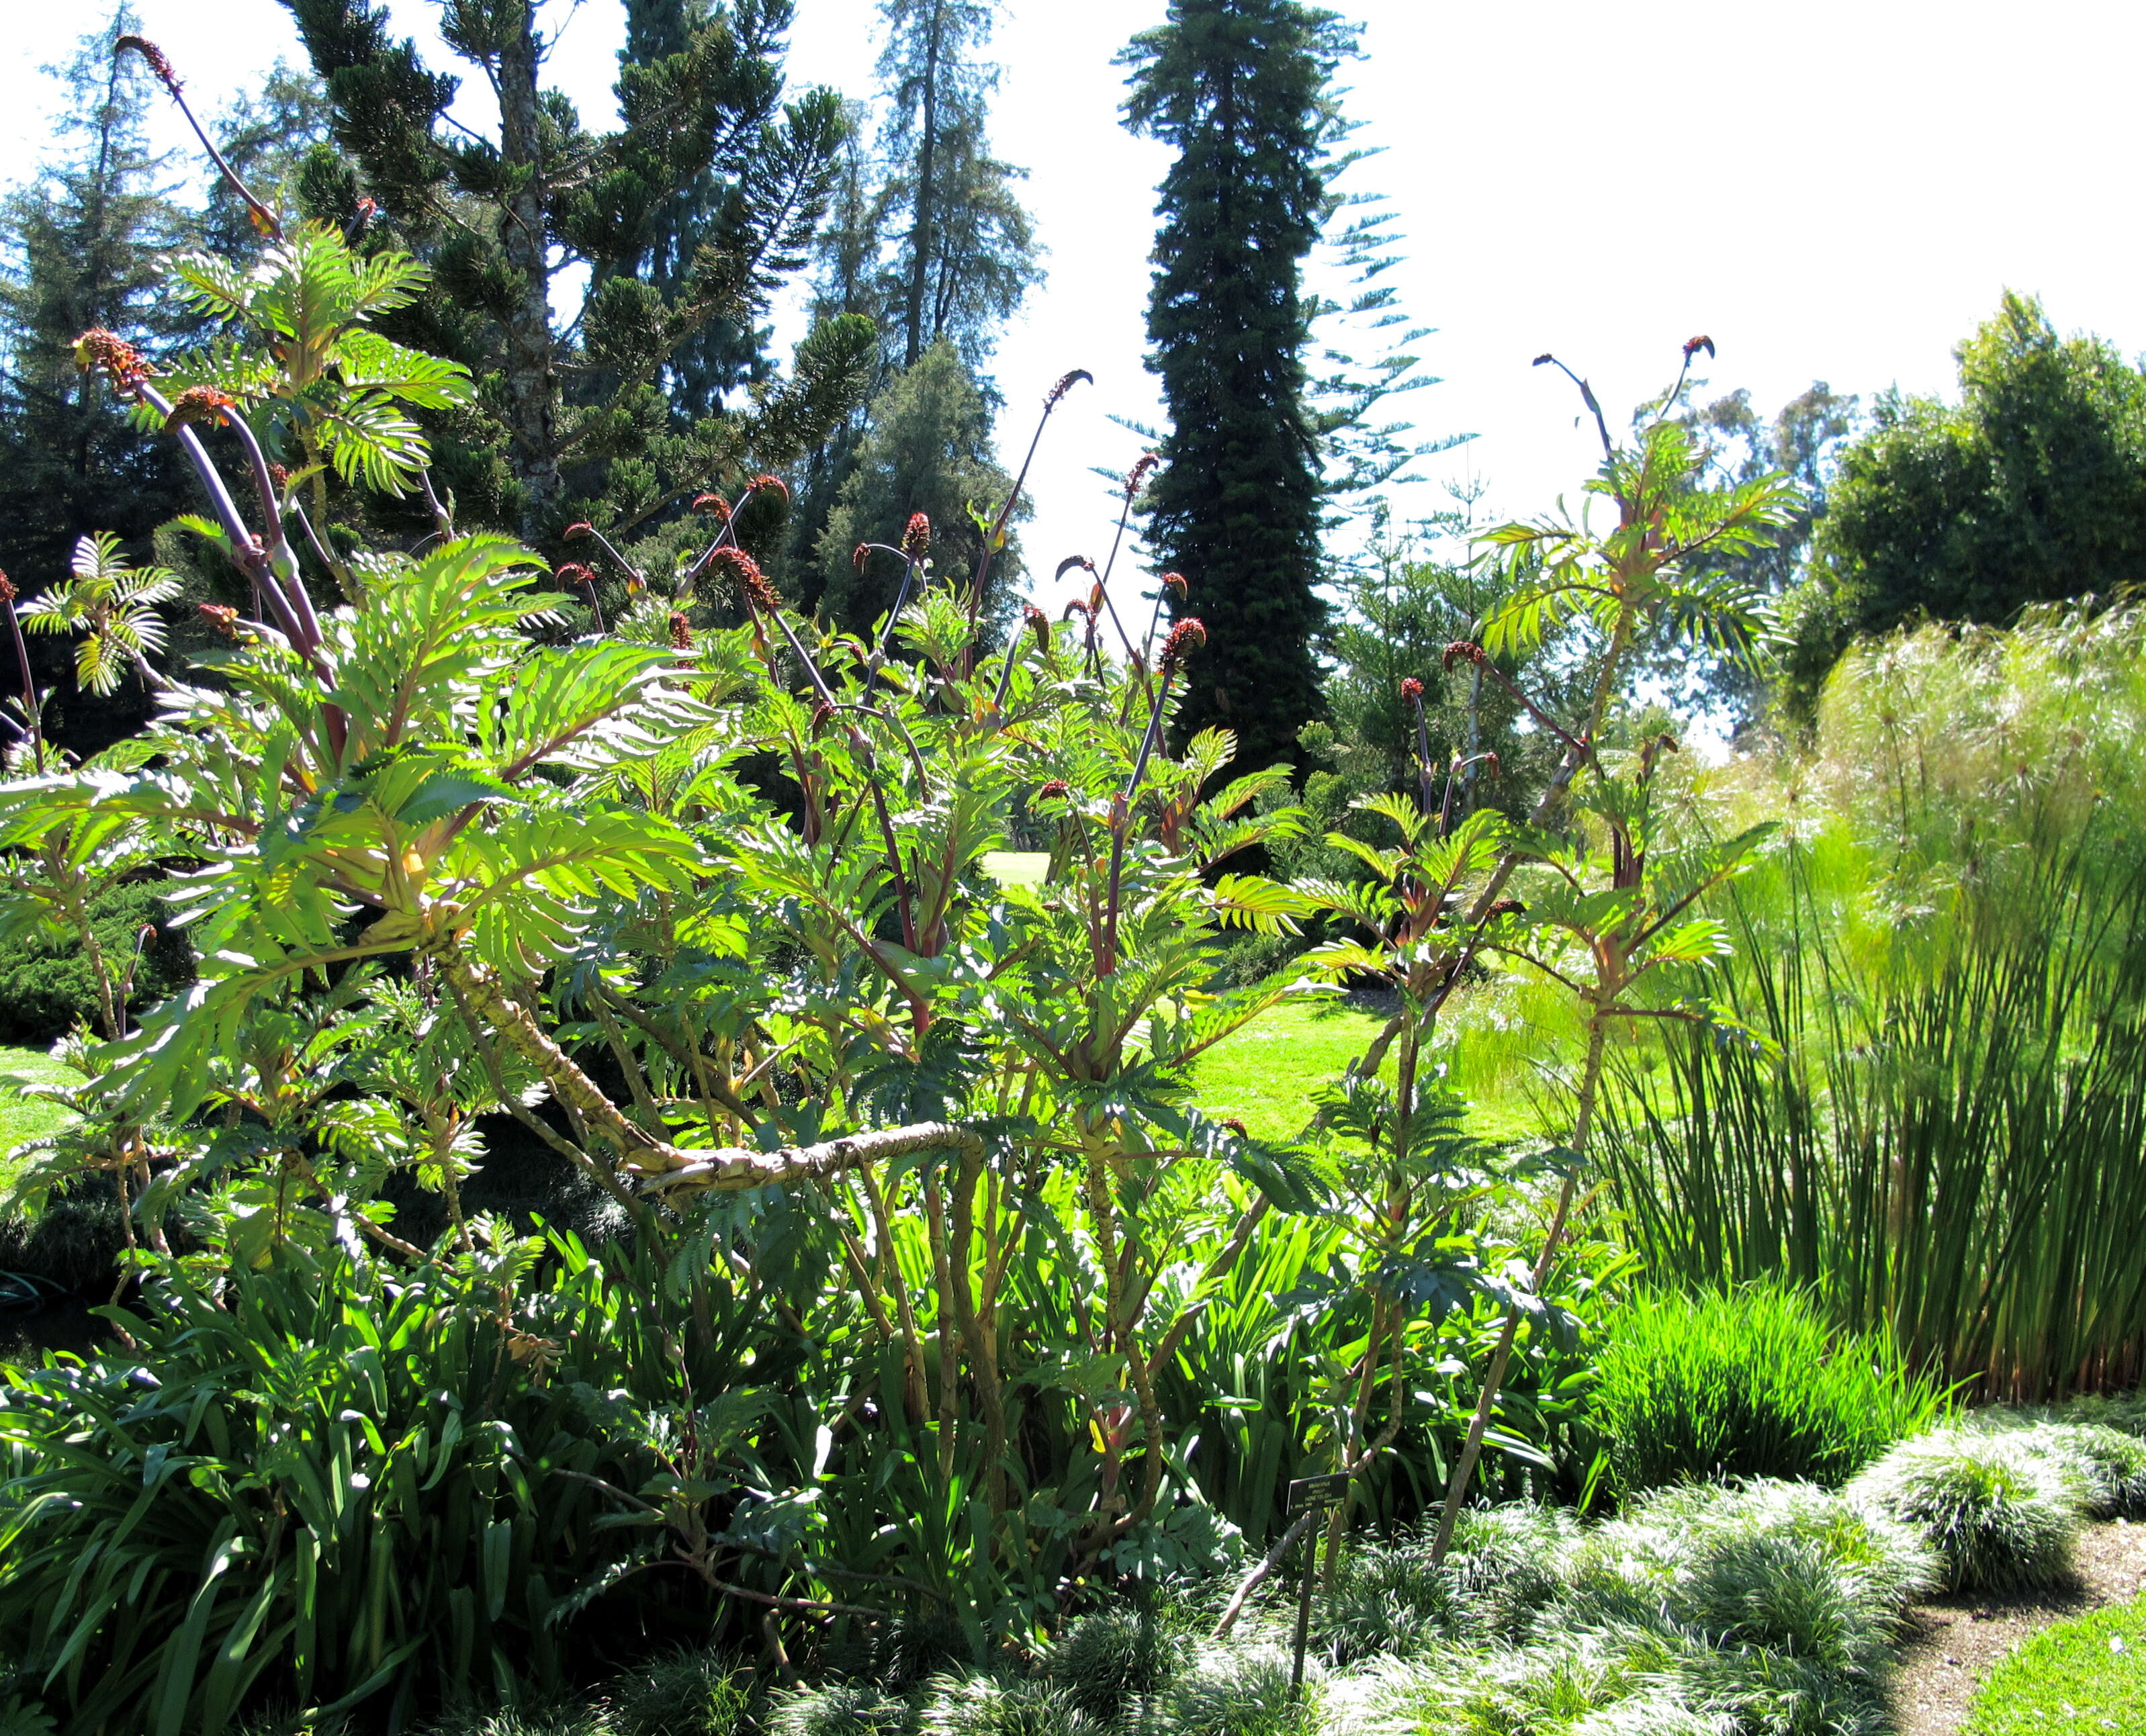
[0,878,192,1046]
[1846,1430,2084,1592]
[1584,1284,1948,1498]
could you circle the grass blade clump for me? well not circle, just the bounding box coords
[1667,1642,1891,1736]
[2013,1422,2146,1518]
[598,1648,752,1735]
[1566,1700,1736,1736]
[1846,1430,2084,1592]
[1041,1608,1175,1723]
[1565,1479,1938,1639]
[1585,1284,1949,1498]
[915,1672,1104,1736]
[764,1682,914,1736]
[1157,1644,1314,1736]
[1322,1627,1683,1736]
[2048,1389,2146,1437]
[1441,1504,1578,1638]
[1320,1545,1470,1665]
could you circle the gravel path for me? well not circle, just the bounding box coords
[1887,1520,2146,1735]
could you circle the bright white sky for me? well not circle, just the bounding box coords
[5,0,2145,617]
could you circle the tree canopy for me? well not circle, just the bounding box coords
[1783,293,2146,709]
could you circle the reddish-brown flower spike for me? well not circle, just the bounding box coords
[554,563,595,590]
[0,570,15,603]
[1036,778,1071,803]
[1487,898,1526,919]
[268,463,289,492]
[1221,1118,1249,1140]
[198,602,238,638]
[165,385,236,430]
[1159,618,1206,676]
[668,610,693,649]
[710,546,778,612]
[1400,676,1425,702]
[809,700,835,737]
[1062,598,1092,623]
[850,542,870,575]
[692,493,731,522]
[114,34,182,95]
[1160,571,1188,599]
[1683,334,1715,361]
[1124,451,1160,500]
[748,473,789,507]
[1046,368,1093,407]
[1443,639,1486,672]
[563,522,593,542]
[901,512,931,559]
[73,328,149,393]
[1532,353,1555,367]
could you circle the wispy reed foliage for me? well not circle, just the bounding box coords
[1599,603,2146,1400]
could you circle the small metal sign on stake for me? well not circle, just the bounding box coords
[1286,1472,1349,1696]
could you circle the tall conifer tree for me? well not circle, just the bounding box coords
[871,0,1038,374]
[780,3,1038,609]
[277,0,873,541]
[0,5,198,584]
[1122,0,1352,774]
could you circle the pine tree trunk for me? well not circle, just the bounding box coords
[496,9,561,529]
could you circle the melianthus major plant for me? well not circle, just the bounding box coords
[0,71,1448,1721]
[1288,338,1799,1565]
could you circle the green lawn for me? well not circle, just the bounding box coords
[1190,983,1571,1148]
[1966,1589,2146,1734]
[981,850,1049,888]
[1191,997,1388,1144]
[0,1043,76,1193]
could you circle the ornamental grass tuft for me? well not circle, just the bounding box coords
[1584,1283,1949,1498]
[1846,1430,2084,1593]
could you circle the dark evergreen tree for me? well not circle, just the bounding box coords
[0,7,200,753]
[809,338,1023,633]
[275,0,875,541]
[1122,0,1352,776]
[617,0,770,421]
[781,5,1037,606]
[870,0,1039,374]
